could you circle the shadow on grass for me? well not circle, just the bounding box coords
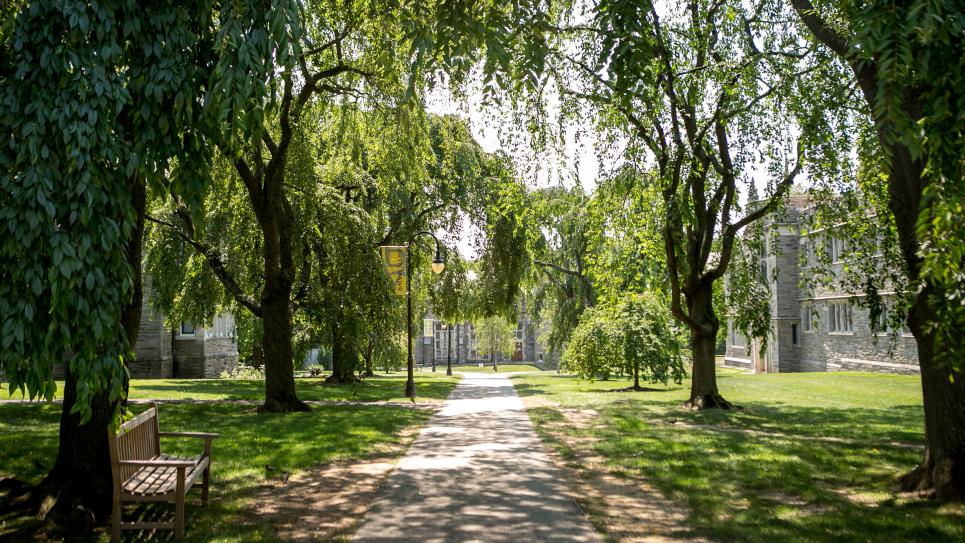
[128,373,458,403]
[0,402,434,542]
[584,408,961,543]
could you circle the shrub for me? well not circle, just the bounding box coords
[562,292,686,389]
[306,364,325,378]
[219,364,265,380]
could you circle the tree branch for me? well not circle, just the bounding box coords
[147,214,263,317]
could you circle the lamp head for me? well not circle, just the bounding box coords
[431,248,445,274]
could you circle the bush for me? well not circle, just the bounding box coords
[306,364,325,378]
[562,292,686,388]
[219,364,265,380]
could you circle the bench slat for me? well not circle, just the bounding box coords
[122,455,208,496]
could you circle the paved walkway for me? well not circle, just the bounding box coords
[352,373,604,543]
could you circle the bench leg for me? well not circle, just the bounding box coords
[202,465,210,503]
[111,493,121,542]
[175,467,186,540]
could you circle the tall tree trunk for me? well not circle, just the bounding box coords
[326,323,358,384]
[363,337,375,378]
[887,147,965,499]
[42,177,146,531]
[256,166,308,412]
[633,360,640,390]
[684,281,733,409]
[261,281,308,412]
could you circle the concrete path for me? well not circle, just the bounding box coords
[352,372,604,543]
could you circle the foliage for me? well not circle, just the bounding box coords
[219,364,265,381]
[472,316,517,360]
[525,185,596,354]
[562,293,686,387]
[0,1,295,420]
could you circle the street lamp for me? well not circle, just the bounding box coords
[405,231,445,399]
[443,323,453,376]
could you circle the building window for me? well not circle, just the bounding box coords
[206,314,235,339]
[434,331,448,359]
[791,323,799,345]
[801,302,817,332]
[514,329,524,341]
[802,239,816,267]
[829,300,853,333]
[829,236,848,263]
[729,324,746,348]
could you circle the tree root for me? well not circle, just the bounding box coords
[683,392,739,410]
[258,398,312,413]
[0,477,98,540]
[323,373,362,385]
[608,385,662,393]
[898,458,964,501]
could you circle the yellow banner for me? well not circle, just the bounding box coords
[380,246,407,296]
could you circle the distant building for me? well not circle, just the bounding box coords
[417,300,558,368]
[724,196,919,374]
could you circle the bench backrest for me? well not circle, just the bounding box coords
[108,404,161,481]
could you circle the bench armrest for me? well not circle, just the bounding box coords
[158,432,220,440]
[119,459,196,468]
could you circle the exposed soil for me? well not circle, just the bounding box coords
[532,405,712,542]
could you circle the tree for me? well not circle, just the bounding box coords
[526,186,597,355]
[560,0,808,408]
[790,0,965,498]
[563,293,686,390]
[0,0,291,527]
[472,316,517,371]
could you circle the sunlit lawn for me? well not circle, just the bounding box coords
[2,370,458,404]
[0,372,459,542]
[513,368,965,542]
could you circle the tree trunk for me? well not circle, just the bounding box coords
[41,177,146,531]
[886,146,965,499]
[684,282,733,409]
[326,324,359,384]
[363,337,375,378]
[261,285,308,412]
[633,361,640,390]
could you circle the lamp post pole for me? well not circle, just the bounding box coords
[446,323,452,376]
[405,231,445,399]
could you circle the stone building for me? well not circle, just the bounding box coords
[724,196,919,374]
[52,285,239,380]
[416,300,557,368]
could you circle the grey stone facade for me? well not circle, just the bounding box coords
[51,282,239,379]
[725,196,919,375]
[418,299,558,369]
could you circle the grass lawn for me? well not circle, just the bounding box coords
[1,370,457,404]
[0,372,459,542]
[512,369,965,542]
[451,363,545,373]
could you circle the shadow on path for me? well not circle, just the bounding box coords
[351,374,603,543]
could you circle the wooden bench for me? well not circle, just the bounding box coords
[108,403,218,542]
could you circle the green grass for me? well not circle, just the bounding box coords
[2,371,458,403]
[512,369,965,543]
[0,372,459,541]
[451,363,545,373]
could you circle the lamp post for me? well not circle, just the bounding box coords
[405,231,445,399]
[444,323,453,376]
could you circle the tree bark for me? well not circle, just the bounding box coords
[326,324,359,384]
[42,177,146,531]
[684,281,733,409]
[363,337,375,378]
[260,282,308,412]
[887,147,965,500]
